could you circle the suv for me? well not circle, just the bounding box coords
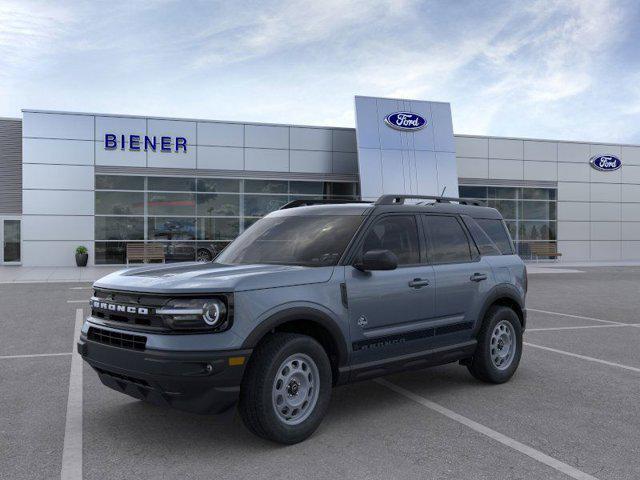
[78,194,527,444]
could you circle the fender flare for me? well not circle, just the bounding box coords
[241,306,349,367]
[476,283,526,331]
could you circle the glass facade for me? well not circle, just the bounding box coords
[459,185,557,259]
[95,175,359,264]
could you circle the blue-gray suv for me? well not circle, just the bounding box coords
[78,194,527,444]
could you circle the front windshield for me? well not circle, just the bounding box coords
[216,215,364,267]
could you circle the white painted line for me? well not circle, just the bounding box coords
[527,308,624,325]
[61,308,83,480]
[526,324,639,332]
[525,342,640,373]
[376,378,599,480]
[0,352,72,360]
[69,287,92,290]
[66,300,89,304]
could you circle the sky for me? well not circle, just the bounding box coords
[1,0,639,143]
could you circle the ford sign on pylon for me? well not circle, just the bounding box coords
[384,112,427,131]
[590,155,622,171]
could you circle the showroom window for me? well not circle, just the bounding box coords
[94,175,359,264]
[459,186,557,259]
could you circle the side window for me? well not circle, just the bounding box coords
[462,215,501,256]
[423,215,472,264]
[475,218,514,254]
[360,215,420,265]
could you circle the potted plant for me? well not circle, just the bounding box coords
[75,246,88,267]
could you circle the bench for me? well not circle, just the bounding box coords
[529,242,562,261]
[126,243,165,264]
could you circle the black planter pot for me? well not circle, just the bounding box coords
[75,253,88,267]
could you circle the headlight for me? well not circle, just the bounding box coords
[157,298,229,331]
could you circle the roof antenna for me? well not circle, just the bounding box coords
[440,185,446,198]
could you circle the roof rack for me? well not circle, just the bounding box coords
[374,194,483,206]
[279,199,372,210]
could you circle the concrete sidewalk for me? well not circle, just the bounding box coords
[0,266,122,283]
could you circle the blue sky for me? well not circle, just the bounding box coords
[1,0,639,142]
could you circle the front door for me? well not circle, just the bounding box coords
[345,214,436,365]
[1,218,21,264]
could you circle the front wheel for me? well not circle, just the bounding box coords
[238,333,332,444]
[467,306,522,383]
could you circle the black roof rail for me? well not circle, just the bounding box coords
[279,199,372,210]
[374,194,484,206]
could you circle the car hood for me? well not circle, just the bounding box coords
[93,262,335,294]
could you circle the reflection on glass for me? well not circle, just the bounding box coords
[95,241,127,264]
[197,217,239,240]
[488,199,517,220]
[148,176,196,192]
[290,181,324,195]
[197,178,240,193]
[196,194,240,216]
[96,192,144,215]
[244,180,287,194]
[151,241,196,263]
[95,175,144,190]
[459,186,488,199]
[488,187,517,199]
[95,217,144,240]
[147,193,196,216]
[3,220,20,262]
[148,217,196,240]
[244,195,289,216]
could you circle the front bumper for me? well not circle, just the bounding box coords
[78,331,252,414]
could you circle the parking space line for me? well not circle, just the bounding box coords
[376,378,599,480]
[526,324,639,332]
[61,308,83,480]
[0,352,71,360]
[527,309,624,325]
[66,300,88,304]
[69,287,91,290]
[525,342,640,373]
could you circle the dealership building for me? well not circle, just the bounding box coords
[0,95,639,267]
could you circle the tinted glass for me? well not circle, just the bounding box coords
[424,215,472,264]
[95,241,127,264]
[95,192,144,215]
[148,193,196,216]
[475,218,514,254]
[244,180,287,194]
[197,178,240,193]
[459,186,487,199]
[148,217,196,240]
[488,187,517,199]
[361,216,420,265]
[197,217,240,240]
[329,182,358,197]
[95,175,144,190]
[290,181,325,195]
[462,216,500,256]
[217,215,364,267]
[196,193,240,216]
[95,217,144,240]
[244,195,289,217]
[3,220,20,262]
[147,177,196,192]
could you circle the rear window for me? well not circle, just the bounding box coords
[475,218,514,255]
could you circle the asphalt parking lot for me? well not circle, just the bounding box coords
[2,267,640,480]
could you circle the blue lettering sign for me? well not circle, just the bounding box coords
[103,133,188,153]
[129,135,140,151]
[589,155,621,171]
[105,134,117,149]
[161,136,171,152]
[176,137,187,153]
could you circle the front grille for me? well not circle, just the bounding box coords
[91,289,168,330]
[88,327,147,350]
[95,367,149,386]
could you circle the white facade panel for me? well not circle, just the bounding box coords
[147,149,196,169]
[23,164,94,190]
[590,183,620,202]
[488,139,523,160]
[415,151,438,196]
[621,146,640,166]
[457,157,489,179]
[430,102,455,153]
[488,159,523,180]
[590,166,621,184]
[558,202,590,221]
[147,119,196,143]
[590,203,621,222]
[197,146,244,170]
[332,152,358,174]
[557,241,590,261]
[23,112,94,140]
[290,150,332,174]
[622,184,640,202]
[558,182,589,202]
[524,141,557,161]
[244,148,289,172]
[621,165,640,183]
[23,138,94,166]
[454,136,488,158]
[622,203,640,221]
[557,222,589,240]
[22,240,94,267]
[380,149,406,193]
[524,161,557,181]
[622,223,640,240]
[290,128,332,151]
[95,116,146,143]
[22,215,93,241]
[590,222,620,240]
[622,241,640,259]
[332,130,357,153]
[407,100,436,152]
[357,148,382,200]
[591,144,621,157]
[245,125,289,149]
[558,162,590,182]
[435,152,459,195]
[590,241,621,261]
[95,143,147,167]
[197,122,244,147]
[558,142,590,163]
[23,190,94,215]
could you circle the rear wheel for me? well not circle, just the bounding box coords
[467,306,522,383]
[238,333,332,444]
[196,249,213,262]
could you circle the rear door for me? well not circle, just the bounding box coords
[345,214,436,365]
[422,214,493,344]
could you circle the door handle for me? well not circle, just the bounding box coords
[408,278,430,288]
[470,273,488,282]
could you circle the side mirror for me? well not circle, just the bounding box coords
[354,249,398,271]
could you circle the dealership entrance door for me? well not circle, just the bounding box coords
[0,217,21,264]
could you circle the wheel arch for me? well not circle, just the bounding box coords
[477,284,526,331]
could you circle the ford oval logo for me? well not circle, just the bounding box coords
[384,112,427,131]
[590,155,621,171]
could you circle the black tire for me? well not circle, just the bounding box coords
[467,306,522,384]
[238,333,332,444]
[196,249,213,262]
